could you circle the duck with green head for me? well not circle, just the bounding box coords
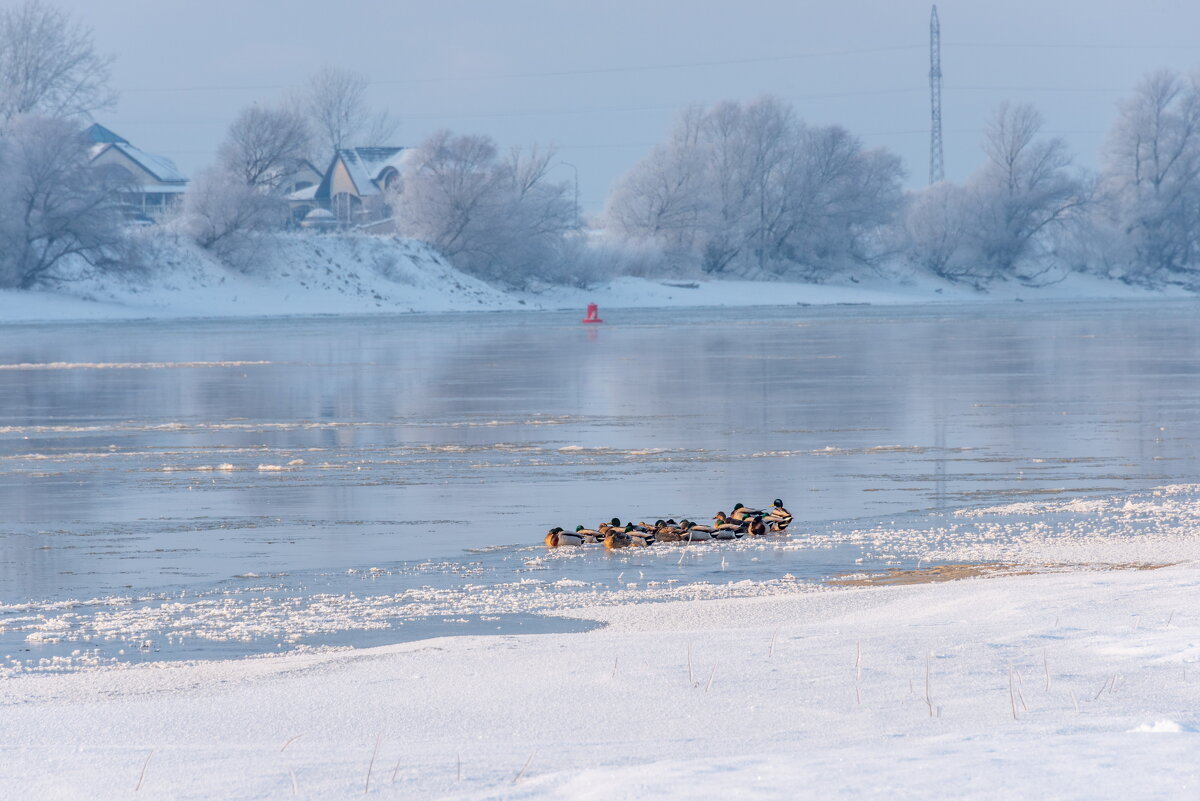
[729,503,763,522]
[574,524,602,543]
[767,498,791,518]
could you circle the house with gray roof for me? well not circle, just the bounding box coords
[85,124,189,221]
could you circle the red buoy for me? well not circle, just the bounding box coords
[581,303,604,324]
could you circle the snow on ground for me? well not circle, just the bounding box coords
[0,232,1186,325]
[4,486,1200,799]
[529,269,1183,311]
[0,233,521,324]
[2,567,1196,799]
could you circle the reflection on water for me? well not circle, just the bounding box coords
[1,301,1199,664]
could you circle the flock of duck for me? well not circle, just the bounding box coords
[544,500,793,548]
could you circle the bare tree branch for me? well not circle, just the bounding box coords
[0,1,115,121]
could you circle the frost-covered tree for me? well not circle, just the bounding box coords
[0,115,130,288]
[967,102,1086,282]
[300,66,397,164]
[217,104,312,193]
[177,104,308,268]
[903,181,975,279]
[1103,69,1200,282]
[604,106,709,268]
[0,1,115,121]
[604,96,903,279]
[389,130,576,286]
[906,103,1086,287]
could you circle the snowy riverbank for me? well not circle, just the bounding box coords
[2,565,1196,800]
[4,485,1200,800]
[0,233,1189,325]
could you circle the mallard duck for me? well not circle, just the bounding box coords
[729,503,764,522]
[653,521,685,542]
[544,527,585,547]
[574,525,602,543]
[679,520,712,542]
[767,498,791,518]
[765,499,792,531]
[712,511,746,530]
[746,515,767,536]
[603,530,632,549]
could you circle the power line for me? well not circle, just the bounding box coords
[112,88,928,127]
[120,39,1200,96]
[946,41,1200,50]
[949,84,1129,93]
[123,44,927,94]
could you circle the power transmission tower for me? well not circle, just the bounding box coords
[929,5,944,184]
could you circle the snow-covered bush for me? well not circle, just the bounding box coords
[387,130,578,287]
[173,167,287,271]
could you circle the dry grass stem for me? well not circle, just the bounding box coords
[289,768,298,796]
[924,653,934,718]
[135,750,154,792]
[512,749,536,784]
[1015,669,1029,712]
[364,733,380,794]
[769,627,780,658]
[1069,688,1080,713]
[391,754,402,785]
[1043,650,1051,692]
[612,656,618,680]
[280,734,304,752]
[688,645,696,687]
[705,665,716,692]
[1008,665,1018,720]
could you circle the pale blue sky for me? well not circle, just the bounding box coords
[63,0,1200,212]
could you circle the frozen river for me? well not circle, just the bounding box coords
[2,300,1199,668]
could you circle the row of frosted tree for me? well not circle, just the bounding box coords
[609,79,1200,290]
[4,0,1200,291]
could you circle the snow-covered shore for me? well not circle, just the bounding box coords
[0,233,1188,325]
[2,563,1196,800]
[5,485,1200,799]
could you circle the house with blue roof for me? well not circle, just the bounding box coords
[85,124,189,221]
